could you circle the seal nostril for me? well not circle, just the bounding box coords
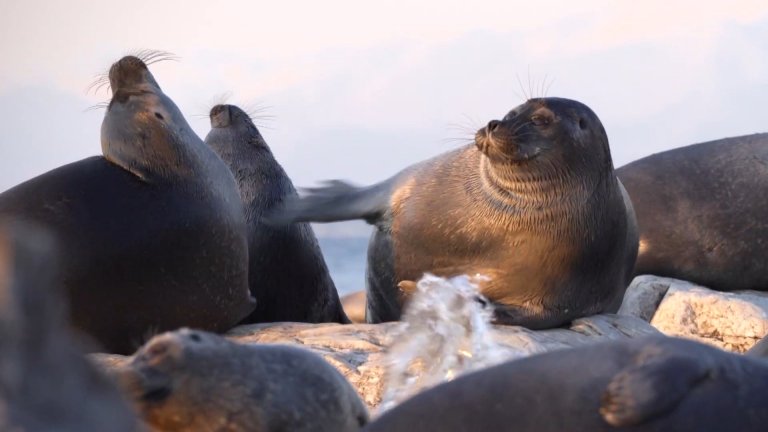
[487,120,501,133]
[155,112,165,121]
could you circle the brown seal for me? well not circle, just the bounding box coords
[204,104,348,324]
[616,133,768,291]
[0,220,142,431]
[112,328,369,432]
[271,97,639,328]
[0,54,255,354]
[363,335,768,432]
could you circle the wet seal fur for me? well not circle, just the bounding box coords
[204,104,347,324]
[616,133,768,291]
[0,54,255,354]
[0,220,141,431]
[112,328,368,432]
[271,97,638,326]
[363,335,768,432]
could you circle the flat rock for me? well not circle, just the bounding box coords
[92,315,658,410]
[646,277,768,352]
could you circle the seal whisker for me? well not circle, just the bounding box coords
[83,101,110,112]
[86,75,112,95]
[132,49,179,66]
[515,73,529,101]
[544,77,556,98]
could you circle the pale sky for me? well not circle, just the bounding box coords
[1,1,767,235]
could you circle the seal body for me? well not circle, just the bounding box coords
[113,328,369,432]
[616,133,768,291]
[363,335,768,432]
[0,55,255,354]
[204,104,347,323]
[0,220,142,432]
[274,97,638,326]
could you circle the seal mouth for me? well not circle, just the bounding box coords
[475,126,541,163]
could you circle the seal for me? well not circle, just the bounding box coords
[0,220,141,431]
[0,54,255,354]
[747,333,768,358]
[204,104,348,324]
[272,97,638,327]
[363,335,768,432]
[616,133,768,291]
[112,328,369,432]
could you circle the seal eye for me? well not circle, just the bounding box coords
[154,112,165,121]
[531,115,551,126]
[579,118,587,130]
[188,332,202,343]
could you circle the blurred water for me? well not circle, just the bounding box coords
[316,236,369,297]
[378,274,517,413]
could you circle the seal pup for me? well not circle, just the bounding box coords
[0,220,142,431]
[0,54,255,354]
[363,335,768,432]
[204,104,347,324]
[112,328,368,432]
[616,133,768,291]
[272,97,638,326]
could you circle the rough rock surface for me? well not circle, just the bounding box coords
[643,278,768,352]
[93,315,658,410]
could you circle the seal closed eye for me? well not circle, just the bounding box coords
[270,97,638,327]
[0,54,255,354]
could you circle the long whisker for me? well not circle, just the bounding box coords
[83,101,110,112]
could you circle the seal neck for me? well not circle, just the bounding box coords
[479,156,608,208]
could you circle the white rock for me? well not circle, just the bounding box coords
[647,277,768,352]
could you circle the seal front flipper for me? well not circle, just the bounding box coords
[267,179,393,225]
[599,346,711,427]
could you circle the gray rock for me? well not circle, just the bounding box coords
[618,275,675,321]
[92,315,659,410]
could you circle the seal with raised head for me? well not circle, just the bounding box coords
[112,328,368,432]
[204,104,348,324]
[0,54,255,354]
[272,97,638,326]
[0,220,142,431]
[616,133,768,291]
[363,335,768,432]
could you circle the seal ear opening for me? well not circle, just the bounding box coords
[599,347,710,427]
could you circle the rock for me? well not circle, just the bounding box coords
[340,290,366,323]
[92,315,658,411]
[618,275,674,321]
[646,277,768,352]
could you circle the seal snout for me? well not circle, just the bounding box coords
[108,55,159,95]
[209,104,232,128]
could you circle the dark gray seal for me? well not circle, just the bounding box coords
[363,335,768,432]
[112,328,368,432]
[0,54,255,354]
[616,133,768,291]
[204,104,347,324]
[272,97,638,327]
[0,220,142,431]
